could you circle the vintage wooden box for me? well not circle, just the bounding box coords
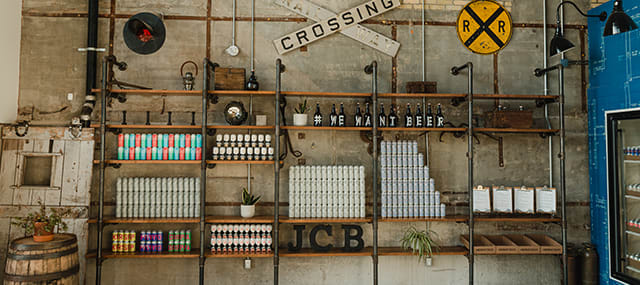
[484,110,533,129]
[406,81,437,94]
[214,67,246,90]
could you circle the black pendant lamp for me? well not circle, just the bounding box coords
[550,1,607,56]
[604,0,638,36]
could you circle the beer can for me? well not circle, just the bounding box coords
[134,147,141,160]
[168,134,175,147]
[156,147,163,160]
[179,241,185,252]
[196,134,202,148]
[129,241,136,252]
[173,134,179,148]
[141,134,147,149]
[118,134,125,147]
[168,148,174,161]
[179,134,186,148]
[168,240,174,252]
[135,134,141,147]
[117,230,124,241]
[152,147,158,160]
[163,134,169,148]
[112,231,119,242]
[163,147,168,160]
[157,231,163,243]
[185,134,191,148]
[192,134,198,148]
[129,231,136,242]
[179,148,185,160]
[141,241,147,253]
[185,241,191,252]
[185,147,191,160]
[117,147,124,160]
[124,134,130,148]
[129,147,135,160]
[146,148,152,160]
[146,134,152,149]
[157,134,164,148]
[152,134,158,148]
[117,241,124,253]
[156,241,163,252]
[196,148,202,160]
[190,147,196,160]
[112,241,118,252]
[179,230,185,242]
[129,134,135,148]
[186,230,191,243]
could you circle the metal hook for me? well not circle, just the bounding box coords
[14,121,29,137]
[180,60,199,78]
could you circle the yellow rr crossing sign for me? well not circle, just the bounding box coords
[456,0,513,55]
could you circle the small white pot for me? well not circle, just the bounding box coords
[241,205,256,218]
[293,114,308,126]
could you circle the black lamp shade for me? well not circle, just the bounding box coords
[604,7,638,36]
[550,30,575,57]
[123,13,166,55]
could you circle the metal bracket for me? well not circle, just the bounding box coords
[207,163,216,169]
[107,128,122,135]
[77,47,107,52]
[451,97,466,107]
[207,128,217,136]
[498,137,504,168]
[107,163,121,169]
[69,117,83,139]
[14,121,29,137]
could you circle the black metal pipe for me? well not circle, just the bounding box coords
[452,62,473,285]
[199,58,210,285]
[559,65,568,285]
[96,56,107,285]
[365,61,379,285]
[81,0,99,127]
[274,59,284,285]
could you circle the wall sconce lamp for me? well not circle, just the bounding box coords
[550,1,607,57]
[603,0,638,37]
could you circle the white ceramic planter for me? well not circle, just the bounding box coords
[241,205,256,218]
[293,114,308,126]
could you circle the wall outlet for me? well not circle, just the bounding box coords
[244,258,252,269]
[67,93,73,101]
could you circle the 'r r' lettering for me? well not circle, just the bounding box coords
[463,20,470,32]
[498,21,506,33]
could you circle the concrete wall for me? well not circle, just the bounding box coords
[10,0,602,284]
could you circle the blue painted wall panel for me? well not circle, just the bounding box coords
[589,1,640,284]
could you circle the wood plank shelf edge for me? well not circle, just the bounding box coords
[206,216,275,224]
[86,250,200,259]
[87,217,199,224]
[279,217,373,224]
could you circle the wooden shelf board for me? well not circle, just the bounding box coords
[475,128,559,134]
[94,160,200,165]
[279,247,373,257]
[206,216,275,224]
[379,127,466,132]
[90,124,201,129]
[378,246,468,256]
[86,250,200,259]
[209,90,275,96]
[379,216,468,222]
[206,252,274,258]
[379,93,466,99]
[281,126,371,131]
[90,89,274,97]
[207,125,275,130]
[279,217,373,224]
[281,91,371,97]
[474,94,559,101]
[625,155,640,161]
[206,160,275,165]
[87,217,199,224]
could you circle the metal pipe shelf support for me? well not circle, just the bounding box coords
[274,59,284,285]
[365,61,379,285]
[95,56,107,285]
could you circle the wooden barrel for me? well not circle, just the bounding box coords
[4,234,79,285]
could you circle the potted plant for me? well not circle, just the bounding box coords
[11,202,70,242]
[400,226,439,266]
[241,187,261,218]
[293,99,309,126]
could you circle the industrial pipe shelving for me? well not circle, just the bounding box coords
[91,57,565,285]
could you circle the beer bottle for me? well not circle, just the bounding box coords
[378,103,387,127]
[404,103,413,128]
[436,103,445,128]
[426,103,434,128]
[415,103,424,128]
[338,103,346,127]
[364,102,372,127]
[329,104,338,127]
[354,103,363,127]
[388,104,398,128]
[313,103,323,127]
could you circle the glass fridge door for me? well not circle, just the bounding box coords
[608,109,640,283]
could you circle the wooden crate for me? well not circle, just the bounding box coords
[484,110,533,129]
[214,67,246,90]
[406,81,437,94]
[460,235,495,254]
[484,235,519,255]
[504,234,540,254]
[525,234,563,254]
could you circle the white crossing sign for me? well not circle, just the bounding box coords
[274,0,401,57]
[273,0,402,55]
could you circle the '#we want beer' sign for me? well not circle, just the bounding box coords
[273,0,402,55]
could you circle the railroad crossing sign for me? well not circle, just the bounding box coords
[456,0,512,55]
[273,0,402,56]
[274,0,401,57]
